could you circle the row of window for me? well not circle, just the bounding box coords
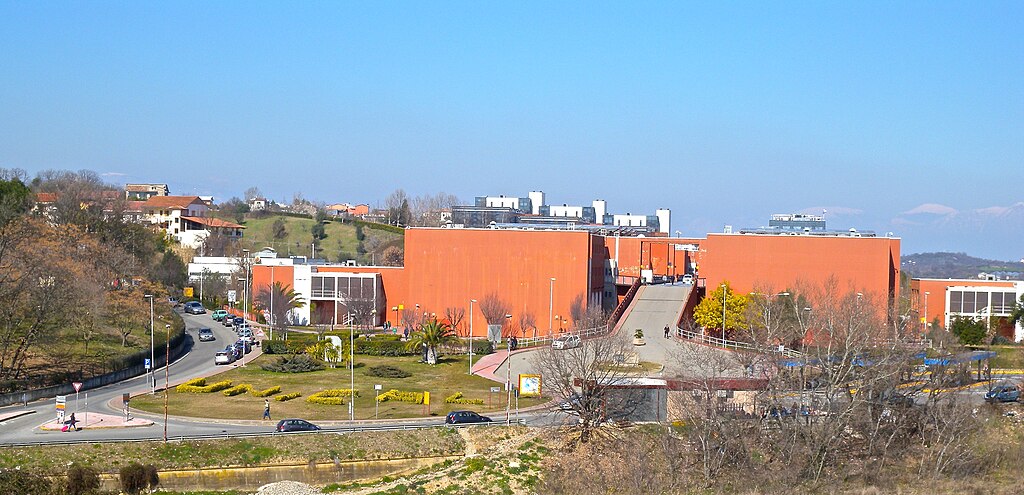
[949,290,1018,315]
[311,275,377,300]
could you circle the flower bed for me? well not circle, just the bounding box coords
[375,389,425,404]
[176,378,233,394]
[444,392,484,405]
[307,389,359,405]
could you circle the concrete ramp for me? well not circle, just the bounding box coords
[616,284,745,378]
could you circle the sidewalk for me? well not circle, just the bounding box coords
[39,412,153,431]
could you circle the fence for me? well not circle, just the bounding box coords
[676,326,804,359]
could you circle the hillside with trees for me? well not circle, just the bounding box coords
[0,168,182,390]
[902,252,1024,279]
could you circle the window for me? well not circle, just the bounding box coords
[950,291,963,313]
[962,291,976,313]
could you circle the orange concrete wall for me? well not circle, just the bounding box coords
[403,228,596,337]
[601,236,704,278]
[699,234,900,305]
[910,278,1016,328]
[251,265,295,298]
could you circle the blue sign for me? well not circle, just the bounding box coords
[144,358,151,370]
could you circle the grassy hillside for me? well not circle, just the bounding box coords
[220,212,403,264]
[902,252,1024,279]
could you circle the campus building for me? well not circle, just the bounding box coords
[449,191,671,234]
[252,225,901,338]
[910,278,1024,341]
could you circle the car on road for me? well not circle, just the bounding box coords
[986,383,1021,403]
[231,316,244,327]
[235,322,252,335]
[276,419,320,432]
[214,351,234,365]
[183,302,206,314]
[226,344,242,361]
[238,328,256,343]
[682,274,694,285]
[552,334,581,350]
[556,393,584,411]
[197,328,215,342]
[222,315,235,327]
[445,410,492,425]
[211,309,229,321]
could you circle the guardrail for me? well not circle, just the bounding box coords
[0,419,526,447]
[676,326,804,359]
[518,326,607,349]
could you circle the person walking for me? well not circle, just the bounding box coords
[263,399,271,420]
[65,413,78,432]
[664,325,670,338]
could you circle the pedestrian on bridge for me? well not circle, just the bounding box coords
[664,325,670,338]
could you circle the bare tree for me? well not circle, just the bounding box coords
[244,186,262,202]
[532,333,644,444]
[479,293,511,325]
[517,310,537,338]
[445,306,466,336]
[348,298,376,330]
[570,293,586,325]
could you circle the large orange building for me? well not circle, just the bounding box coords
[253,227,902,338]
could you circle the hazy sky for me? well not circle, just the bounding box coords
[2,2,1021,259]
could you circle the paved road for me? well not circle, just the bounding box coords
[0,308,261,444]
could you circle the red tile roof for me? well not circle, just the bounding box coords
[143,196,204,209]
[181,216,245,229]
[35,193,57,203]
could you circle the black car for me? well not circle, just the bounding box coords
[276,419,320,432]
[445,410,492,425]
[231,316,244,327]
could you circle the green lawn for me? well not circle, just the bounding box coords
[130,354,545,421]
[971,345,1024,369]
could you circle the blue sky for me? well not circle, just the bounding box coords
[1,2,1022,259]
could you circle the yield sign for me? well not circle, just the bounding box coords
[73,382,83,392]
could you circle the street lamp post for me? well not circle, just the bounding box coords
[269,264,275,341]
[164,322,170,442]
[469,299,477,375]
[721,284,728,335]
[548,277,556,336]
[144,294,154,394]
[924,291,930,338]
[350,312,355,421]
[241,249,250,325]
[505,313,513,425]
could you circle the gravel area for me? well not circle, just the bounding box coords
[253,481,321,495]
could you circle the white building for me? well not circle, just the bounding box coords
[141,195,244,248]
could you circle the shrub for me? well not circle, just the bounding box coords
[307,389,359,405]
[66,465,100,495]
[176,378,233,393]
[355,339,418,356]
[252,385,282,397]
[366,365,412,378]
[223,384,254,396]
[0,469,53,495]
[261,340,290,354]
[445,392,484,405]
[261,354,325,373]
[992,335,1013,345]
[119,463,158,494]
[376,389,424,404]
[276,392,302,401]
[470,339,494,355]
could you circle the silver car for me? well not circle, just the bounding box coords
[552,334,581,350]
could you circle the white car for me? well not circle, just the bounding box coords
[235,323,252,334]
[552,334,581,350]
[214,351,234,365]
[237,328,256,343]
[681,274,694,285]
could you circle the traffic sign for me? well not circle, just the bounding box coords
[55,395,66,410]
[228,290,237,303]
[73,382,83,392]
[144,358,151,370]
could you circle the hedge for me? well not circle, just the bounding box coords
[222,384,254,397]
[353,219,405,235]
[445,392,484,405]
[276,392,302,402]
[175,378,233,394]
[375,389,424,404]
[356,339,418,357]
[307,389,359,405]
[252,385,282,397]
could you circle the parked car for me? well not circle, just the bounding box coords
[231,316,244,327]
[552,334,581,350]
[235,339,252,354]
[197,328,215,342]
[211,309,229,321]
[227,345,242,361]
[214,351,233,365]
[238,328,256,344]
[222,315,235,327]
[986,383,1021,403]
[445,410,492,425]
[183,302,206,314]
[681,274,694,285]
[236,322,252,335]
[276,419,320,432]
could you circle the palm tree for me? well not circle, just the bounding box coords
[255,282,305,340]
[407,319,459,365]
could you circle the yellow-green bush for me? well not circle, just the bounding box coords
[223,384,254,397]
[276,392,301,402]
[375,389,424,404]
[176,378,233,394]
[444,392,484,405]
[252,385,282,397]
[307,389,359,405]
